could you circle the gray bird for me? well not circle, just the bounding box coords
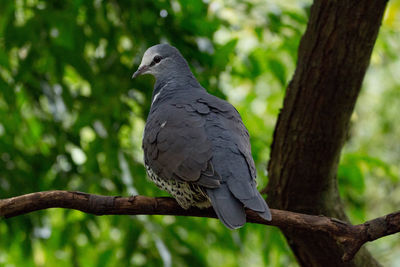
[133,44,271,229]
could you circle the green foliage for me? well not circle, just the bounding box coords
[1,0,399,266]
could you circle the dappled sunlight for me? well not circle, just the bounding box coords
[0,0,399,266]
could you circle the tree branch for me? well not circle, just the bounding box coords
[1,190,399,261]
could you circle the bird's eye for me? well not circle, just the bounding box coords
[153,55,162,64]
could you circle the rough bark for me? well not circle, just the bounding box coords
[264,0,388,266]
[1,191,400,262]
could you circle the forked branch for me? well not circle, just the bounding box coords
[1,190,399,262]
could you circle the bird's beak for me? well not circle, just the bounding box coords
[132,65,149,79]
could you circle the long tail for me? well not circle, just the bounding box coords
[207,182,271,229]
[206,184,246,229]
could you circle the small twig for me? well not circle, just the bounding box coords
[1,190,399,262]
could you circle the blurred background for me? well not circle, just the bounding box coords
[0,0,399,266]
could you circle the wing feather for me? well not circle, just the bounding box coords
[143,103,220,188]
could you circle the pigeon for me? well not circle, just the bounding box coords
[133,44,271,229]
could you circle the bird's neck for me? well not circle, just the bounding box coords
[154,70,203,92]
[155,68,199,87]
[154,57,201,89]
[151,72,204,108]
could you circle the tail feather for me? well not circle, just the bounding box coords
[247,193,271,221]
[206,184,246,229]
[227,179,272,222]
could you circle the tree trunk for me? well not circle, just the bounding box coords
[264,0,388,266]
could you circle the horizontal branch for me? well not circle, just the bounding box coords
[1,190,399,261]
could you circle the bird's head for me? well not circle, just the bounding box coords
[132,44,187,80]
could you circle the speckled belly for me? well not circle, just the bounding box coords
[145,165,211,209]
